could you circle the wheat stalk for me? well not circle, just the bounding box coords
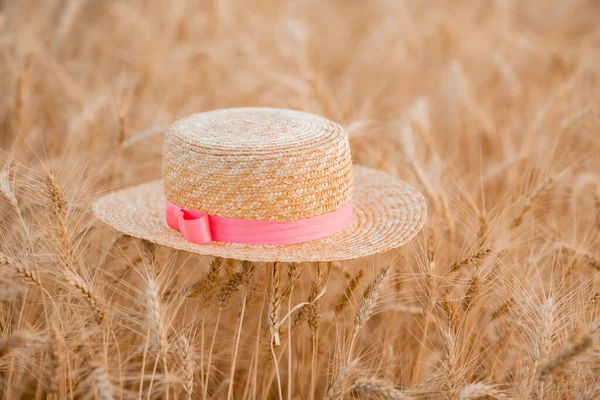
[227,261,255,400]
[411,231,437,385]
[204,267,242,400]
[13,57,30,136]
[477,212,489,245]
[268,262,283,347]
[266,262,284,400]
[308,261,331,400]
[195,258,223,398]
[286,262,301,400]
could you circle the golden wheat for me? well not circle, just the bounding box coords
[350,377,413,400]
[459,383,507,399]
[1,0,600,398]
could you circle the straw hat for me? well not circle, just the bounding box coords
[93,108,426,262]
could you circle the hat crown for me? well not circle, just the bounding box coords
[162,108,353,221]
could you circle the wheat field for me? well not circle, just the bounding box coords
[1,0,600,399]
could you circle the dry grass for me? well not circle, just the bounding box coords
[1,0,600,398]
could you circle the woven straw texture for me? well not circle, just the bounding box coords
[93,166,426,262]
[163,108,353,221]
[93,107,427,262]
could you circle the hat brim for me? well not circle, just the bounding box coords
[92,166,426,262]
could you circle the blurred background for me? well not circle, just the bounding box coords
[2,0,599,185]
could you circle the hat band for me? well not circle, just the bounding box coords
[165,200,353,245]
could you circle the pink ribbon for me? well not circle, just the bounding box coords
[165,200,353,245]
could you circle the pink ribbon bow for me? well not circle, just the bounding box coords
[165,200,353,245]
[165,201,213,244]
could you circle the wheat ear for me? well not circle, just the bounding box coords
[460,273,481,314]
[450,247,493,272]
[0,165,30,238]
[511,175,555,229]
[324,359,358,400]
[538,297,554,364]
[45,325,64,396]
[459,383,507,399]
[351,377,414,399]
[0,331,46,358]
[349,265,390,363]
[537,333,594,381]
[180,257,223,300]
[0,251,41,286]
[203,258,223,303]
[559,244,600,271]
[529,297,554,397]
[442,286,458,334]
[491,297,515,320]
[145,276,167,354]
[67,273,105,324]
[90,358,115,400]
[46,173,77,273]
[307,262,331,334]
[442,330,459,400]
[335,269,365,314]
[178,334,195,400]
